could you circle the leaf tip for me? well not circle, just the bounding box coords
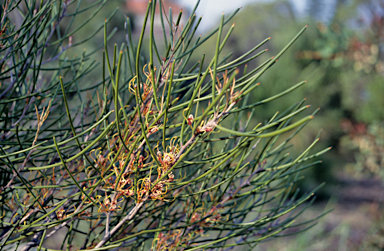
[309,115,314,119]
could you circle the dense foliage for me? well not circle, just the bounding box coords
[0,0,329,250]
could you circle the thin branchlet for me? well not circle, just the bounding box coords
[0,1,328,250]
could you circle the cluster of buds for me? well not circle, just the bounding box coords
[229,78,242,105]
[196,120,217,135]
[117,174,132,191]
[149,174,174,201]
[136,177,151,202]
[189,206,223,228]
[56,209,66,220]
[187,114,194,126]
[162,153,174,167]
[137,155,145,169]
[123,189,134,197]
[89,148,108,174]
[136,171,175,201]
[152,230,189,251]
[157,147,178,170]
[167,172,174,182]
[150,187,164,200]
[101,195,120,212]
[141,82,153,101]
[97,154,107,169]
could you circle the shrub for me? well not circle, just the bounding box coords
[0,0,330,250]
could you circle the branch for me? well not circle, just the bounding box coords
[94,196,148,248]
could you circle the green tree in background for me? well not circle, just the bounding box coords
[194,0,384,187]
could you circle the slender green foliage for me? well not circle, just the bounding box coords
[0,1,330,250]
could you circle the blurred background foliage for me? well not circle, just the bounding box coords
[190,0,384,191]
[42,0,384,249]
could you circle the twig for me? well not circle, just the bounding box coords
[94,196,148,248]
